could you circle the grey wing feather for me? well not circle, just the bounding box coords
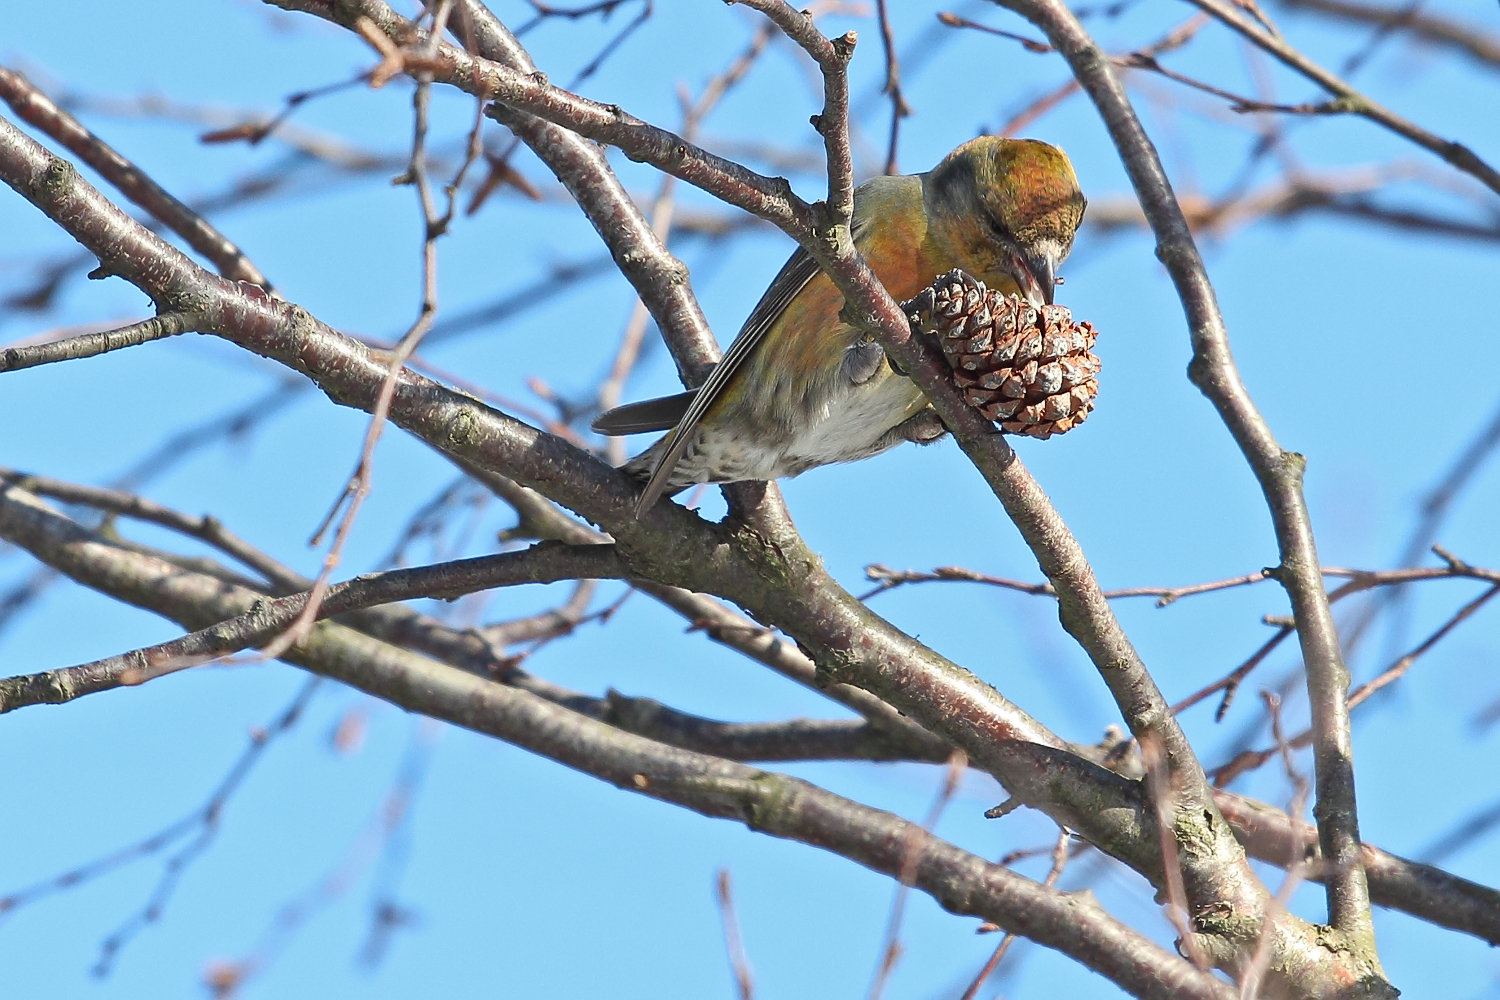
[633,246,824,516]
[592,390,698,435]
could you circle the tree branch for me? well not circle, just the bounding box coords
[0,66,271,288]
[0,43,1252,979]
[1276,0,1500,73]
[991,0,1388,984]
[4,477,1492,960]
[1216,792,1500,946]
[1182,0,1500,197]
[733,0,855,221]
[0,91,1369,991]
[0,313,195,372]
[0,481,1233,1000]
[450,0,722,385]
[0,501,621,712]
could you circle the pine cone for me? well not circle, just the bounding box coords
[903,269,1100,440]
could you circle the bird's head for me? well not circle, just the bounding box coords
[923,136,1086,309]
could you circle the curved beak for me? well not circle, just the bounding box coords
[1025,249,1058,307]
[1003,247,1058,310]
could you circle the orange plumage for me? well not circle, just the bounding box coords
[593,137,1086,513]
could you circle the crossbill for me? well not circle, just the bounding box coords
[592,136,1086,514]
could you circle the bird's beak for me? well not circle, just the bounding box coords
[1025,249,1058,308]
[1003,247,1055,310]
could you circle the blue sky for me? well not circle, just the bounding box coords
[3,1,1500,997]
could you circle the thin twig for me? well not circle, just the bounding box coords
[1170,626,1294,721]
[204,720,441,996]
[198,72,371,148]
[0,313,194,372]
[958,827,1071,1000]
[874,0,911,174]
[266,1,473,659]
[715,869,755,1000]
[0,540,623,712]
[1140,735,1210,970]
[1345,582,1500,711]
[936,11,1051,51]
[0,677,320,974]
[1277,0,1500,72]
[1417,798,1500,866]
[1183,0,1500,195]
[596,21,774,465]
[1238,692,1311,1000]
[0,468,307,591]
[861,562,1271,606]
[866,750,967,1000]
[0,66,270,287]
[451,0,723,388]
[1339,399,1500,661]
[1214,580,1500,784]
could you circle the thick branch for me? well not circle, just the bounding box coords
[0,482,1231,1000]
[0,66,270,287]
[0,523,621,711]
[453,462,950,748]
[449,1,720,384]
[0,101,1331,987]
[990,0,1383,967]
[5,478,1492,960]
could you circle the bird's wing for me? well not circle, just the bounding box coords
[591,390,698,435]
[631,183,897,515]
[632,244,823,515]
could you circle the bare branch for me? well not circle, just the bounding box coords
[449,0,722,385]
[0,483,1234,1000]
[0,313,194,372]
[597,19,775,465]
[0,84,1399,991]
[991,0,1383,960]
[874,0,911,174]
[1141,735,1210,969]
[959,827,1072,1000]
[0,66,271,287]
[1214,579,1500,785]
[715,870,755,1000]
[0,467,306,591]
[204,720,439,995]
[1276,0,1500,72]
[3,473,1493,957]
[0,519,621,712]
[1183,0,1500,196]
[732,0,855,221]
[862,562,1271,606]
[0,677,321,973]
[1171,626,1294,721]
[1217,792,1500,945]
[1238,693,1312,1000]
[866,751,967,1000]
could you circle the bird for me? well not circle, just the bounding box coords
[592,136,1086,516]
